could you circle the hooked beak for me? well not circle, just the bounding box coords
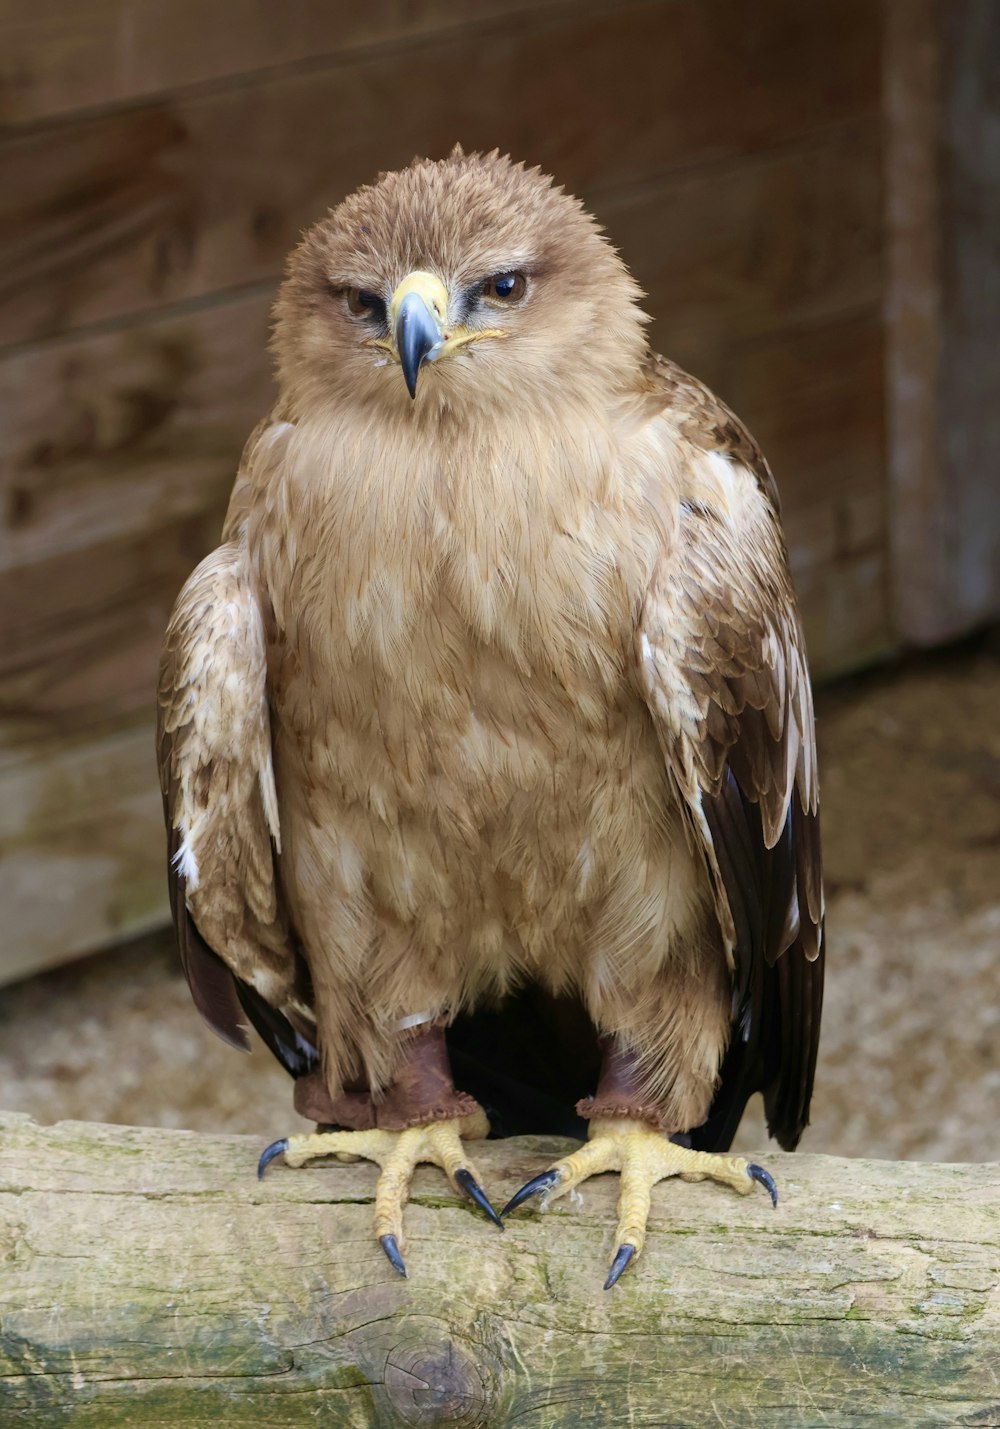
[389,271,447,398]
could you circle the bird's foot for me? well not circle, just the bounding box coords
[257,1107,501,1277]
[501,1115,777,1288]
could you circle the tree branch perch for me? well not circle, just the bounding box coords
[0,1113,997,1426]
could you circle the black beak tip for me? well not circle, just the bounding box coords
[396,293,440,400]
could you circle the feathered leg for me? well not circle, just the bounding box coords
[258,1023,502,1276]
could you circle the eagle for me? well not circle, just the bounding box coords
[158,149,823,1288]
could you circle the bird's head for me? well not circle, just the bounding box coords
[273,149,649,425]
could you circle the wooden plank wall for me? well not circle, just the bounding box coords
[884,0,1000,645]
[0,0,887,981]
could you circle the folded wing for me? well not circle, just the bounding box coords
[156,528,316,1072]
[636,358,824,1151]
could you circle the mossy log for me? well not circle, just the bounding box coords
[0,1113,997,1427]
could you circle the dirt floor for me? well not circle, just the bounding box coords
[1,635,998,1164]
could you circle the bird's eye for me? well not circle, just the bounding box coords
[481,272,527,304]
[344,288,386,321]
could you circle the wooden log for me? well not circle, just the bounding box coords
[0,1113,997,1426]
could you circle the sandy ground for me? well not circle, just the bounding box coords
[2,636,998,1164]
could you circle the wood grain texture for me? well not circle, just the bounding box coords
[0,1115,997,1426]
[883,0,1000,647]
[0,724,164,982]
[724,313,884,516]
[615,118,881,371]
[0,291,273,746]
[883,0,953,646]
[0,0,881,347]
[0,0,584,128]
[938,0,1000,631]
[724,311,891,672]
[0,288,271,576]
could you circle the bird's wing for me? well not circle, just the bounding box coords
[157,422,317,1072]
[635,355,824,1151]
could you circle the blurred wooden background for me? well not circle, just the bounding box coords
[1,0,997,983]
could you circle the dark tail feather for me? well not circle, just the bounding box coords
[447,986,601,1139]
[235,980,319,1079]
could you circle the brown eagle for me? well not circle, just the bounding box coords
[158,149,823,1287]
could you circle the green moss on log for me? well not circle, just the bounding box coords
[0,1114,997,1426]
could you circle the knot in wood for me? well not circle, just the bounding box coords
[383,1329,494,1426]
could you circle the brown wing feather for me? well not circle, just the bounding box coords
[161,785,250,1052]
[156,513,315,1063]
[637,356,824,1150]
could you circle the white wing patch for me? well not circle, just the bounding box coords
[172,828,200,893]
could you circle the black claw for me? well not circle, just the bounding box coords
[747,1162,779,1207]
[500,1168,562,1220]
[379,1233,408,1278]
[604,1243,637,1290]
[257,1138,289,1180]
[454,1168,504,1229]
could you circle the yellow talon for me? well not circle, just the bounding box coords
[502,1116,777,1286]
[257,1109,497,1276]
